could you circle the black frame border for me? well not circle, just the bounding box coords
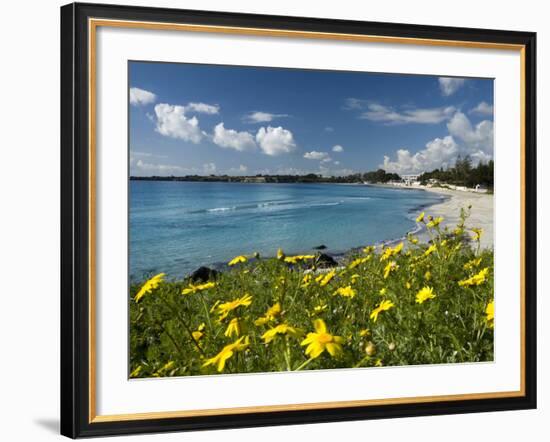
[60,2,537,438]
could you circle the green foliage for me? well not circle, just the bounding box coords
[129,209,494,378]
[419,157,494,189]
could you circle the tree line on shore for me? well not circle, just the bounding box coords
[418,156,494,189]
[130,156,493,188]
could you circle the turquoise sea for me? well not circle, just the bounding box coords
[129,181,444,280]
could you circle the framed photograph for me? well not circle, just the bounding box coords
[60,2,536,438]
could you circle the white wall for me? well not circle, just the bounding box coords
[0,0,546,440]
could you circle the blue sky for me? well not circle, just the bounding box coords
[129,61,494,177]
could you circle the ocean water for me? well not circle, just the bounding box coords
[129,181,443,280]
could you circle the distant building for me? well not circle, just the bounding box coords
[401,173,422,186]
[243,176,267,183]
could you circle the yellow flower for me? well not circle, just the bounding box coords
[224,318,243,338]
[277,248,285,260]
[334,285,357,299]
[318,270,336,287]
[471,228,483,241]
[262,323,303,344]
[228,255,248,266]
[202,336,249,372]
[424,270,432,281]
[454,227,464,236]
[216,294,253,321]
[379,287,387,296]
[300,319,344,359]
[380,242,404,261]
[156,361,175,376]
[192,330,204,341]
[458,267,490,287]
[416,286,436,304]
[405,281,411,289]
[424,244,437,257]
[426,216,444,228]
[370,300,395,322]
[181,281,216,295]
[416,212,425,223]
[359,328,371,337]
[134,273,165,302]
[284,255,315,264]
[311,304,328,315]
[254,302,281,326]
[363,245,375,254]
[130,365,142,378]
[383,261,398,279]
[300,273,313,288]
[486,301,494,328]
[463,257,482,271]
[192,323,206,341]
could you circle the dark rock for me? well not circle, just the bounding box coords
[313,244,327,250]
[189,266,219,283]
[315,253,338,268]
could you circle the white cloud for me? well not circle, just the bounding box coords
[469,101,494,116]
[203,163,217,174]
[447,111,494,163]
[154,103,202,143]
[332,145,344,153]
[343,98,367,110]
[186,102,220,114]
[243,111,288,123]
[360,103,456,124]
[324,126,334,132]
[438,77,466,96]
[130,150,167,159]
[380,111,494,174]
[212,123,256,152]
[256,126,296,156]
[304,151,330,161]
[130,87,156,106]
[381,136,458,174]
[227,164,249,175]
[334,161,340,165]
[133,159,187,175]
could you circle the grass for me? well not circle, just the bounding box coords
[129,207,494,378]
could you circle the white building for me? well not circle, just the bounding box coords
[401,173,423,186]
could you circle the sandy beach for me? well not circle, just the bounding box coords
[419,187,494,249]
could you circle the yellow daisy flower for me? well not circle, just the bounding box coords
[334,285,357,299]
[216,294,253,321]
[134,273,165,302]
[181,281,216,295]
[415,286,436,304]
[202,336,249,372]
[458,267,490,287]
[261,323,303,344]
[383,261,398,279]
[486,300,495,328]
[228,255,248,266]
[370,300,395,322]
[300,319,344,359]
[254,302,281,326]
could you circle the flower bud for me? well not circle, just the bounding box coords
[365,342,376,356]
